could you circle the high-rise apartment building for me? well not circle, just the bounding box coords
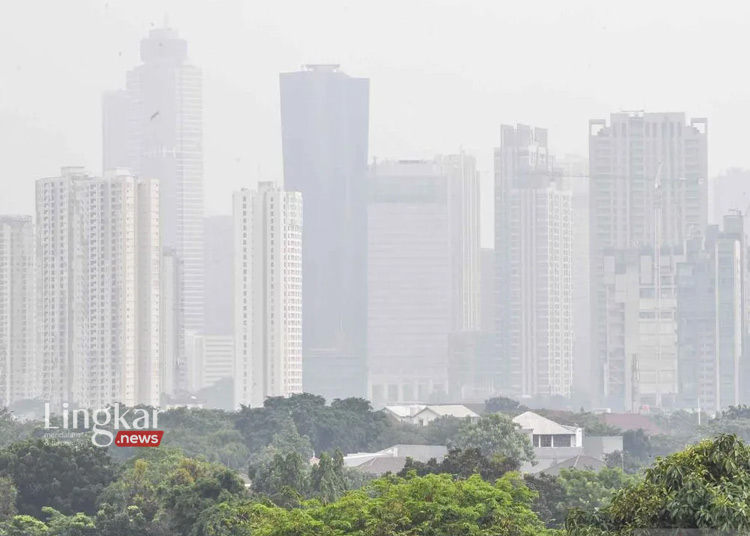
[36,167,161,409]
[557,155,591,396]
[677,215,747,413]
[233,183,303,408]
[367,158,479,405]
[437,153,481,331]
[0,216,35,405]
[103,26,204,334]
[280,64,369,399]
[495,125,574,398]
[589,112,708,408]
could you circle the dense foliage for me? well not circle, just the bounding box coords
[1,395,749,534]
[568,434,750,534]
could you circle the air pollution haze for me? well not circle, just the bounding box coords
[3,3,750,534]
[3,1,750,245]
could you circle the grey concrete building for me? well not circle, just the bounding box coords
[280,65,369,400]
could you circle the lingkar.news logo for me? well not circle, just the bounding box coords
[44,403,164,448]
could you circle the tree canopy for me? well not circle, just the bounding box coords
[449,413,535,465]
[567,434,750,534]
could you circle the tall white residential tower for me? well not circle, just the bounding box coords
[233,183,303,408]
[36,167,161,409]
[495,125,574,398]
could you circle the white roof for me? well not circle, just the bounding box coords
[414,405,479,419]
[384,405,426,418]
[512,411,578,435]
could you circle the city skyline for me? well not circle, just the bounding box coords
[7,2,750,250]
[2,18,750,414]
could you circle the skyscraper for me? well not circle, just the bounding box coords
[437,153,481,331]
[677,215,747,413]
[589,112,708,408]
[233,183,303,408]
[0,216,35,406]
[494,125,574,399]
[557,155,591,398]
[36,167,161,409]
[103,26,204,333]
[367,160,454,405]
[279,65,369,399]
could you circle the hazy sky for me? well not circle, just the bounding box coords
[2,0,750,245]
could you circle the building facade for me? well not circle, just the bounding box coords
[437,153,481,331]
[367,158,481,405]
[495,125,574,398]
[0,216,36,405]
[589,112,708,408]
[233,183,303,408]
[601,247,686,411]
[279,64,369,399]
[367,160,453,405]
[186,333,234,393]
[557,155,591,396]
[104,26,204,334]
[677,215,747,412]
[36,167,161,409]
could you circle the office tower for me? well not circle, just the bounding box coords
[36,167,161,409]
[557,154,591,398]
[104,26,204,334]
[161,248,184,398]
[437,153,481,331]
[233,183,303,408]
[280,64,369,399]
[0,216,35,405]
[677,215,747,413]
[589,112,708,409]
[204,216,233,336]
[712,168,750,231]
[368,159,468,405]
[480,248,495,334]
[495,125,574,399]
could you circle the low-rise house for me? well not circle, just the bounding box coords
[512,411,583,448]
[344,444,448,475]
[512,411,587,473]
[410,405,479,426]
[540,455,607,476]
[383,405,426,423]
